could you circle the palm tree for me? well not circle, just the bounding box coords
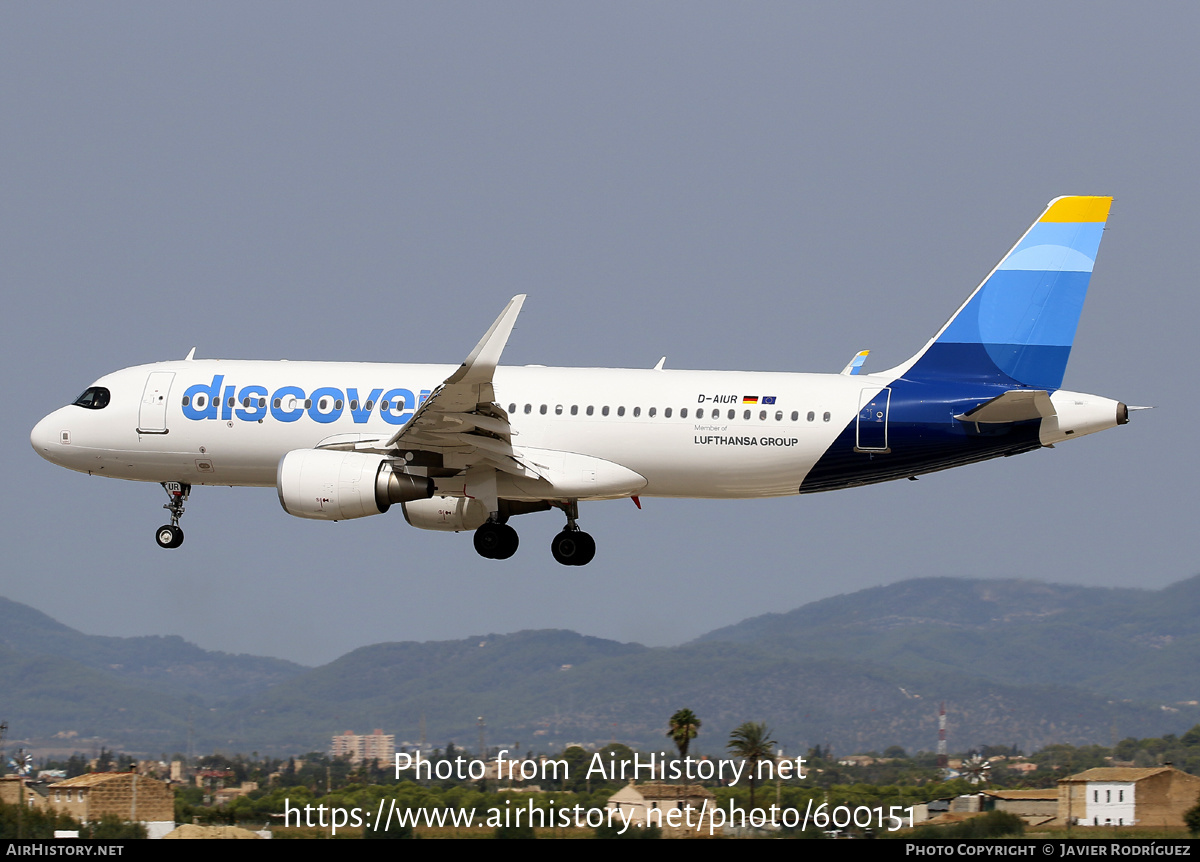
[667,709,702,761]
[726,721,776,810]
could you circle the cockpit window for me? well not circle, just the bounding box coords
[72,387,110,410]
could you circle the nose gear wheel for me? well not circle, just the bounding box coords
[155,482,190,549]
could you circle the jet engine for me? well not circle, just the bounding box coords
[277,449,433,520]
[401,496,490,532]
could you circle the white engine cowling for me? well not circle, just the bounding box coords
[401,496,490,532]
[277,449,433,521]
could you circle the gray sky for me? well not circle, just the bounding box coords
[4,3,1193,666]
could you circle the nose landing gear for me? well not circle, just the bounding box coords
[155,482,190,549]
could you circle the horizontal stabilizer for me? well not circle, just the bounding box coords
[955,389,1056,424]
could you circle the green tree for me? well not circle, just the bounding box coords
[727,722,776,811]
[83,815,147,839]
[1185,795,1200,837]
[667,709,702,761]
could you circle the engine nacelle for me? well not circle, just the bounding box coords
[401,496,490,532]
[277,449,433,521]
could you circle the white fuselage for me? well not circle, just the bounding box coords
[31,359,871,500]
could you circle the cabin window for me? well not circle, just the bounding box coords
[555,404,563,415]
[807,411,815,422]
[351,400,359,410]
[617,406,625,417]
[696,408,704,419]
[335,399,343,410]
[228,397,236,408]
[727,409,735,420]
[508,403,516,414]
[365,400,374,411]
[181,396,190,407]
[665,407,672,418]
[540,404,548,415]
[319,398,328,410]
[602,406,610,416]
[381,401,389,411]
[648,407,656,417]
[273,398,281,409]
[633,406,641,417]
[243,397,251,408]
[760,410,767,421]
[524,404,532,414]
[259,398,266,408]
[304,399,312,409]
[586,406,594,416]
[570,405,578,415]
[196,395,207,409]
[743,409,751,420]
[823,411,831,422]
[775,411,783,421]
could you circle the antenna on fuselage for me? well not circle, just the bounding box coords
[184,347,196,361]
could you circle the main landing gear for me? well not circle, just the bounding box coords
[470,500,596,566]
[473,521,519,560]
[155,481,190,549]
[551,528,595,566]
[550,500,595,567]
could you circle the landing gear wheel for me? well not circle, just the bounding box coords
[156,525,183,549]
[474,522,519,560]
[551,529,595,566]
[573,530,595,565]
[156,482,190,549]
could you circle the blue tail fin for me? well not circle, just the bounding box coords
[900,196,1112,390]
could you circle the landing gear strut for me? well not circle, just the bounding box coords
[155,481,190,549]
[474,520,519,560]
[551,501,595,566]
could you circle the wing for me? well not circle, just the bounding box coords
[840,349,870,376]
[380,295,540,478]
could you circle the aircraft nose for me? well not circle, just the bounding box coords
[30,412,62,462]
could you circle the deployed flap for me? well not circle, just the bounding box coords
[955,389,1056,423]
[384,296,527,477]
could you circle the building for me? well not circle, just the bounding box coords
[331,729,395,764]
[1057,766,1200,827]
[606,782,718,834]
[45,773,175,839]
[981,789,1058,826]
[0,776,37,809]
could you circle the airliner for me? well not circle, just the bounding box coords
[31,196,1132,566]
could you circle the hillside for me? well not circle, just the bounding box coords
[4,576,1200,756]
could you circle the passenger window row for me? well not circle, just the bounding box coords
[508,404,832,422]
